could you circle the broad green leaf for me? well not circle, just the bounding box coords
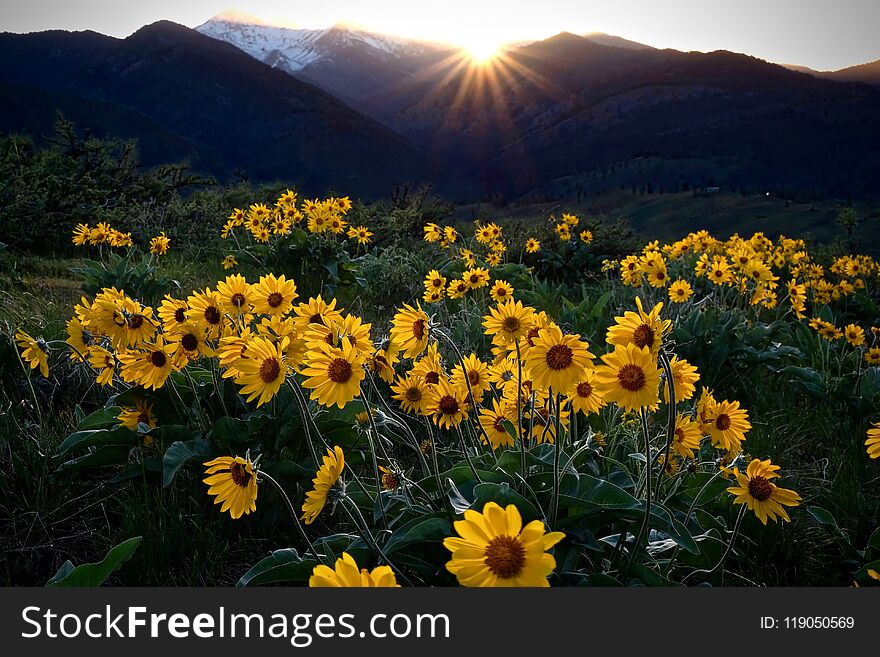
[46,537,141,587]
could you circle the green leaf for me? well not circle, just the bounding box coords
[162,438,209,487]
[46,537,141,587]
[472,482,542,523]
[236,548,317,587]
[74,406,123,431]
[382,514,452,555]
[807,506,842,533]
[57,427,137,456]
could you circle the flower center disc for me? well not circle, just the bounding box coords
[617,364,646,392]
[150,350,167,367]
[204,306,221,325]
[632,324,655,349]
[231,293,246,308]
[576,381,593,398]
[715,413,731,431]
[425,371,440,385]
[327,357,353,383]
[181,333,199,351]
[260,357,281,383]
[545,344,574,370]
[128,315,144,330]
[174,308,187,323]
[484,535,526,579]
[230,462,252,487]
[267,292,283,308]
[501,317,520,333]
[405,387,422,402]
[748,475,773,501]
[438,395,459,415]
[412,319,426,340]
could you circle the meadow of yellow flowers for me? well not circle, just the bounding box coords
[11,189,880,587]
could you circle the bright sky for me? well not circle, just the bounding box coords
[3,0,879,70]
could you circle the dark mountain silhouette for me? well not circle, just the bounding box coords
[389,33,880,199]
[0,21,439,196]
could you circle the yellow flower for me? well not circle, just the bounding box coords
[203,455,258,520]
[251,274,298,316]
[234,336,289,407]
[579,229,593,244]
[566,369,606,415]
[216,273,253,316]
[605,297,671,356]
[118,399,157,432]
[443,502,564,587]
[727,458,801,525]
[427,378,469,430]
[562,212,579,227]
[555,223,571,241]
[844,324,865,346]
[525,325,594,393]
[390,374,431,415]
[668,279,693,303]
[87,345,117,386]
[302,446,345,524]
[65,316,92,362]
[670,413,702,459]
[351,225,373,244]
[15,330,49,378]
[446,279,469,299]
[663,356,700,403]
[463,267,490,290]
[117,335,177,390]
[706,399,751,451]
[72,223,91,246]
[525,238,540,253]
[221,255,238,270]
[293,295,343,334]
[149,232,171,255]
[423,223,442,242]
[187,288,225,339]
[593,343,661,411]
[158,295,189,333]
[450,353,491,399]
[483,299,535,346]
[479,398,518,449]
[490,280,514,303]
[866,422,880,459]
[301,337,366,409]
[424,269,447,292]
[309,552,399,587]
[390,303,430,359]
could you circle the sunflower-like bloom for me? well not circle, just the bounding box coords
[187,288,225,339]
[88,345,117,386]
[443,502,565,587]
[158,295,189,333]
[216,274,253,315]
[390,374,431,415]
[479,398,518,449]
[605,297,671,356]
[668,279,693,303]
[15,330,49,378]
[118,399,157,432]
[309,552,399,587]
[490,280,514,303]
[251,274,298,316]
[525,325,594,393]
[727,458,801,524]
[450,353,491,400]
[390,303,430,359]
[117,335,177,390]
[302,446,345,525]
[424,269,447,293]
[524,238,540,253]
[72,223,91,246]
[234,336,289,407]
[463,267,490,290]
[866,422,880,459]
[593,343,661,411]
[203,455,258,520]
[705,399,751,451]
[663,356,700,403]
[844,324,865,347]
[301,337,366,409]
[566,369,606,415]
[670,413,702,459]
[65,316,92,362]
[149,232,171,255]
[427,378,469,430]
[483,299,535,346]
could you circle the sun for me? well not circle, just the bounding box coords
[465,41,501,63]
